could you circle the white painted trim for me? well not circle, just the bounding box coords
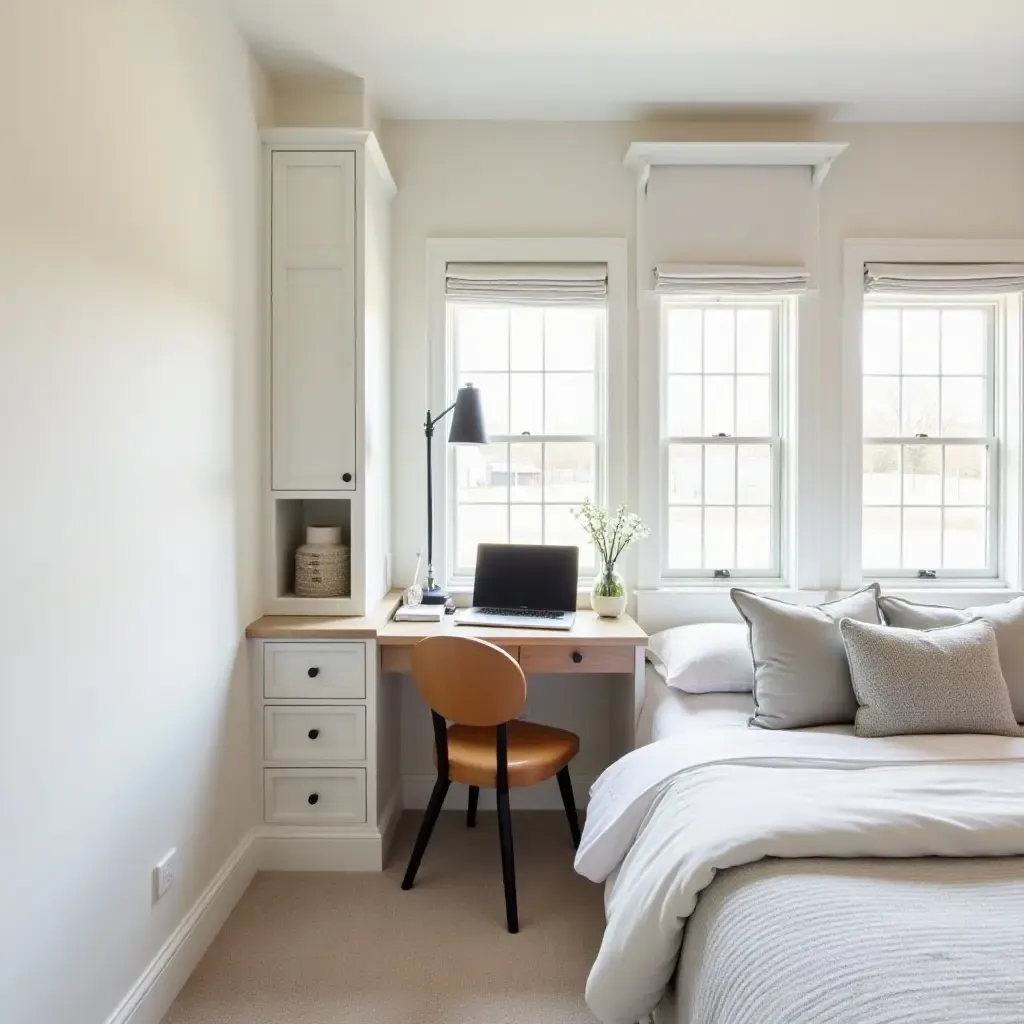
[104,831,258,1024]
[261,128,396,195]
[257,824,391,872]
[401,773,596,811]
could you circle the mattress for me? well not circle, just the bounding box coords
[658,855,1024,1024]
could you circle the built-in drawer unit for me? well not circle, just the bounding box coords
[264,642,366,699]
[517,644,635,675]
[264,768,367,826]
[264,706,366,763]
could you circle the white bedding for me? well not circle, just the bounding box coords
[575,728,1024,1024]
[637,664,755,743]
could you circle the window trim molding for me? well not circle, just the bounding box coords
[841,238,1024,590]
[427,237,628,593]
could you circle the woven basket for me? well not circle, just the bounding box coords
[295,526,350,598]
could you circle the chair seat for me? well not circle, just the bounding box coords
[437,720,580,789]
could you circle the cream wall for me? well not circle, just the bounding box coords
[0,2,266,1022]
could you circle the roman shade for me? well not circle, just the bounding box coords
[445,263,608,305]
[654,264,811,296]
[864,263,1024,295]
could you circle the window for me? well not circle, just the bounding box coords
[661,299,785,578]
[861,298,998,578]
[447,302,605,580]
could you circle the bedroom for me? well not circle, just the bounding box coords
[2,1,1024,1023]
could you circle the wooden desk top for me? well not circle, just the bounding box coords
[245,592,403,639]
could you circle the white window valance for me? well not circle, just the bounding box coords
[445,263,608,305]
[864,263,1024,295]
[654,264,811,296]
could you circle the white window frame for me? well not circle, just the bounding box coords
[427,238,628,594]
[658,296,791,582]
[841,239,1024,591]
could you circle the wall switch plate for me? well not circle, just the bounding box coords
[154,848,179,901]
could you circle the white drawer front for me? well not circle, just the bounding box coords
[264,642,366,699]
[264,706,366,762]
[264,768,367,826]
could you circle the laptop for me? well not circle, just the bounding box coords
[457,544,578,631]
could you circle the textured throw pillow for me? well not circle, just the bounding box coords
[839,616,1022,739]
[647,623,754,693]
[879,595,1024,723]
[731,584,881,729]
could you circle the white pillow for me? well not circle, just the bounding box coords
[646,623,754,693]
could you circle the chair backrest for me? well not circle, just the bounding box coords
[410,635,527,727]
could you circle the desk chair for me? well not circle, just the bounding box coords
[400,635,581,933]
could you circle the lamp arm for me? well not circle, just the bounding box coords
[425,402,457,432]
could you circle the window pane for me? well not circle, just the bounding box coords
[903,507,942,568]
[941,377,986,437]
[460,372,509,435]
[863,377,900,436]
[943,508,987,569]
[704,310,735,373]
[544,308,596,370]
[509,373,542,434]
[456,307,509,371]
[666,308,702,373]
[704,376,735,435]
[667,506,702,569]
[737,507,772,569]
[543,505,594,570]
[900,377,939,436]
[736,376,771,435]
[543,442,595,503]
[944,445,987,505]
[705,445,736,505]
[509,505,542,545]
[704,506,736,568]
[736,309,772,373]
[903,445,941,505]
[862,309,900,374]
[667,376,702,436]
[507,442,543,503]
[863,506,901,568]
[902,309,940,374]
[456,505,507,568]
[509,307,543,370]
[863,444,901,504]
[737,445,772,505]
[941,309,986,375]
[544,373,594,434]
[456,443,507,504]
[668,444,702,504]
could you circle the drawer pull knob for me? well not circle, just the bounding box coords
[571,651,583,664]
[342,472,353,483]
[308,793,320,806]
[307,666,320,678]
[308,728,320,740]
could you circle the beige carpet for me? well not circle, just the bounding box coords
[162,811,605,1023]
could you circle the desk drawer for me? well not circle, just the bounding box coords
[380,644,519,675]
[264,706,366,762]
[264,768,367,826]
[518,644,635,675]
[264,642,366,699]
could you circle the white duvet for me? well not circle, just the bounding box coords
[574,730,1024,1024]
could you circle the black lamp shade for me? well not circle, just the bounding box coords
[447,384,488,444]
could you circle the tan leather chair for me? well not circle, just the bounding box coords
[400,634,581,933]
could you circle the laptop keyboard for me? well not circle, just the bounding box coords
[477,607,563,619]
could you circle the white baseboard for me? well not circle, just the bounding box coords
[104,829,258,1024]
[401,773,595,810]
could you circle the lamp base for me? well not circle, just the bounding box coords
[421,585,452,607]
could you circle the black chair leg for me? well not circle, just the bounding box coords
[496,783,519,933]
[467,785,479,827]
[401,774,450,890]
[556,766,582,850]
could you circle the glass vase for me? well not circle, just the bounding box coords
[590,565,626,618]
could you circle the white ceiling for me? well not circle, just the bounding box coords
[228,0,1024,121]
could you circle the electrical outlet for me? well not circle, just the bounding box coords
[154,848,178,901]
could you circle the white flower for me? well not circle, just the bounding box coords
[570,499,650,570]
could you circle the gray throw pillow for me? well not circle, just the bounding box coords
[732,584,881,729]
[879,595,1024,723]
[840,616,1022,739]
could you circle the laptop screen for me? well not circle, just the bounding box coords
[471,544,579,612]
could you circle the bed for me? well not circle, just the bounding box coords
[578,662,1024,1024]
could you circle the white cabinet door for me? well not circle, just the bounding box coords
[271,151,357,491]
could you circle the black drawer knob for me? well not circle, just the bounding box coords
[342,472,353,483]
[571,651,583,664]
[307,666,320,678]
[308,728,320,740]
[307,793,319,806]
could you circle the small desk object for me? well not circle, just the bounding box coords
[246,593,648,872]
